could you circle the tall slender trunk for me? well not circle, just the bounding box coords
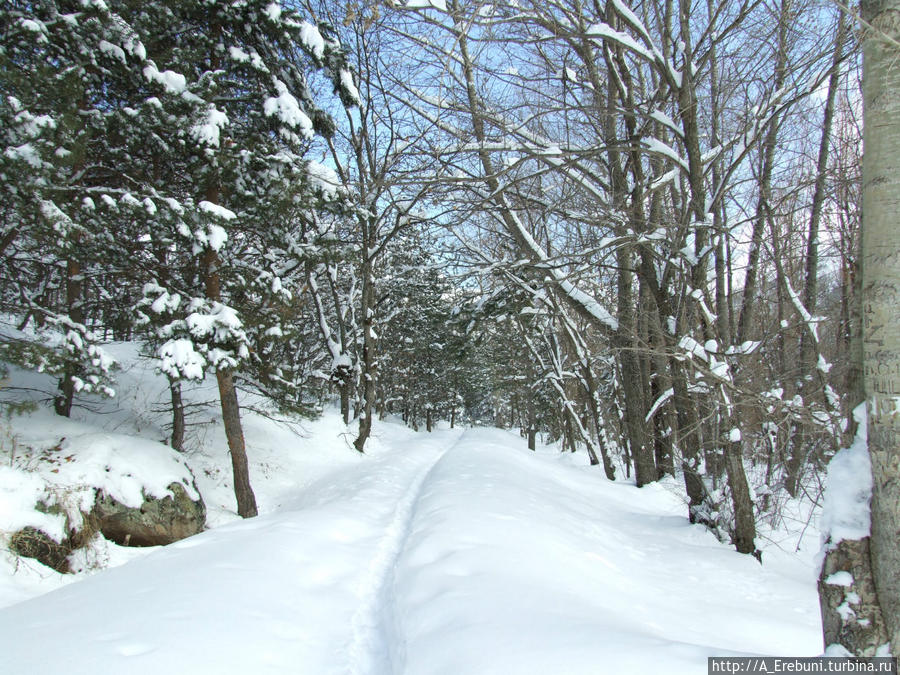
[169,377,185,452]
[736,0,790,341]
[54,256,83,418]
[340,383,351,425]
[354,253,376,453]
[618,252,654,485]
[201,186,257,518]
[786,13,847,497]
[214,369,257,518]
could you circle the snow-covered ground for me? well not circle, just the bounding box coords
[0,341,824,673]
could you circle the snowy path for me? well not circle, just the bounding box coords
[0,427,462,675]
[346,432,459,675]
[0,425,822,674]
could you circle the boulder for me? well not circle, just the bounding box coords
[9,481,205,571]
[90,481,206,547]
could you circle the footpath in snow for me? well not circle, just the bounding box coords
[0,426,822,674]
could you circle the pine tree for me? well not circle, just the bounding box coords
[2,0,358,517]
[1,0,154,413]
[128,0,357,517]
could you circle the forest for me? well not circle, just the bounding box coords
[1,0,898,663]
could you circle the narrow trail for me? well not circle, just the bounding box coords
[345,431,464,675]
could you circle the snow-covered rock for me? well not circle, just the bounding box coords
[2,424,205,570]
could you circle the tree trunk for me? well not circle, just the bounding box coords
[169,377,185,452]
[354,255,376,453]
[54,257,83,418]
[340,381,351,425]
[671,360,708,521]
[724,433,760,559]
[818,0,900,654]
[860,0,900,650]
[216,369,257,518]
[200,186,257,518]
[736,0,790,342]
[618,252,655,486]
[786,12,846,497]
[819,537,889,655]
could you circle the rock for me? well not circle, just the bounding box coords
[91,482,206,547]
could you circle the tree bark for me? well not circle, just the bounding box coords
[859,0,900,651]
[819,536,890,655]
[671,359,708,521]
[169,377,185,452]
[340,382,351,425]
[54,256,83,418]
[201,191,257,518]
[354,253,376,453]
[724,432,760,559]
[618,254,654,486]
[215,369,257,518]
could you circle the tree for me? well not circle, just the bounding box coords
[0,0,144,415]
[818,0,900,655]
[2,0,357,518]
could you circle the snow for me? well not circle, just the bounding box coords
[0,467,67,543]
[18,18,46,34]
[98,39,127,64]
[645,387,673,422]
[228,46,250,63]
[0,423,823,673]
[610,0,651,42]
[4,143,42,168]
[308,160,342,199]
[784,277,822,344]
[407,0,448,11]
[186,302,244,340]
[264,80,314,138]
[299,22,325,60]
[0,342,823,672]
[820,403,872,546]
[332,353,352,370]
[198,201,237,221]
[44,433,198,513]
[0,402,200,566]
[649,109,683,137]
[142,63,187,95]
[264,2,282,22]
[340,69,361,105]
[643,137,689,170]
[587,22,654,61]
[824,571,853,588]
[191,106,229,147]
[158,338,206,380]
[678,335,708,362]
